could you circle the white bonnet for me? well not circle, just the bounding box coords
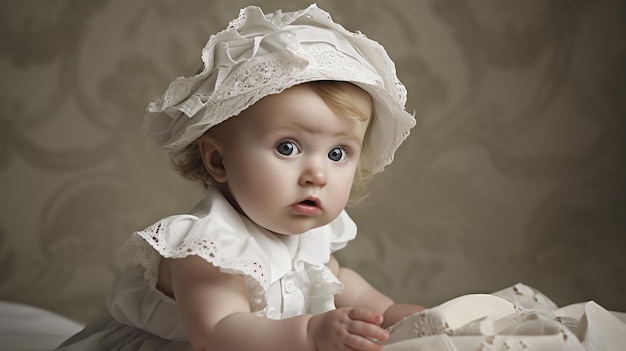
[144,4,416,175]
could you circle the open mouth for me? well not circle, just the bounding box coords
[292,198,321,215]
[300,199,316,206]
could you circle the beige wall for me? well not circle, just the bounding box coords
[0,0,624,323]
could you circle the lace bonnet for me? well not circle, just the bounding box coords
[143,4,416,175]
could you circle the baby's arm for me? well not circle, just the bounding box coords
[166,255,388,351]
[328,256,424,328]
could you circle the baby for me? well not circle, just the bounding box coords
[56,4,421,351]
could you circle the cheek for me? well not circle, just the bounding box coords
[225,151,286,200]
[331,167,357,201]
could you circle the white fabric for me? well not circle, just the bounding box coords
[385,283,626,351]
[106,186,356,341]
[6,285,622,350]
[143,4,416,175]
[0,301,83,351]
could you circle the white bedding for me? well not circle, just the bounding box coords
[385,284,626,350]
[1,283,625,351]
[0,301,83,351]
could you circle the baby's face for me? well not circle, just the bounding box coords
[216,84,371,235]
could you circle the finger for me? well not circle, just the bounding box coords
[347,320,389,342]
[348,307,384,325]
[343,333,385,351]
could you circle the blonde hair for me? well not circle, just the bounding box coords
[170,81,375,196]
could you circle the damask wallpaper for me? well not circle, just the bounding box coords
[0,0,624,324]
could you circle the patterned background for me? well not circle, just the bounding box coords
[0,0,624,324]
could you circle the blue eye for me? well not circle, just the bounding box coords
[328,147,347,162]
[275,141,299,156]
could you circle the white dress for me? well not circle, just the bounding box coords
[56,187,356,350]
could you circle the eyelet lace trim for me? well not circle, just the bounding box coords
[162,46,411,174]
[128,219,269,312]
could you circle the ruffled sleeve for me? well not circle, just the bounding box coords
[327,210,357,253]
[127,195,272,312]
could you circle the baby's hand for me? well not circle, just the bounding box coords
[308,307,389,351]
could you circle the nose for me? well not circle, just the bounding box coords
[299,157,327,187]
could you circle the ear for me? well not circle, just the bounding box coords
[199,135,228,183]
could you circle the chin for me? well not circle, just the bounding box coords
[271,222,327,236]
[272,227,312,236]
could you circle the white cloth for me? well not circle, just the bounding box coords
[0,301,83,351]
[384,283,626,351]
[144,4,416,176]
[105,186,356,341]
[54,282,626,351]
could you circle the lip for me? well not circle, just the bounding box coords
[291,196,321,215]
